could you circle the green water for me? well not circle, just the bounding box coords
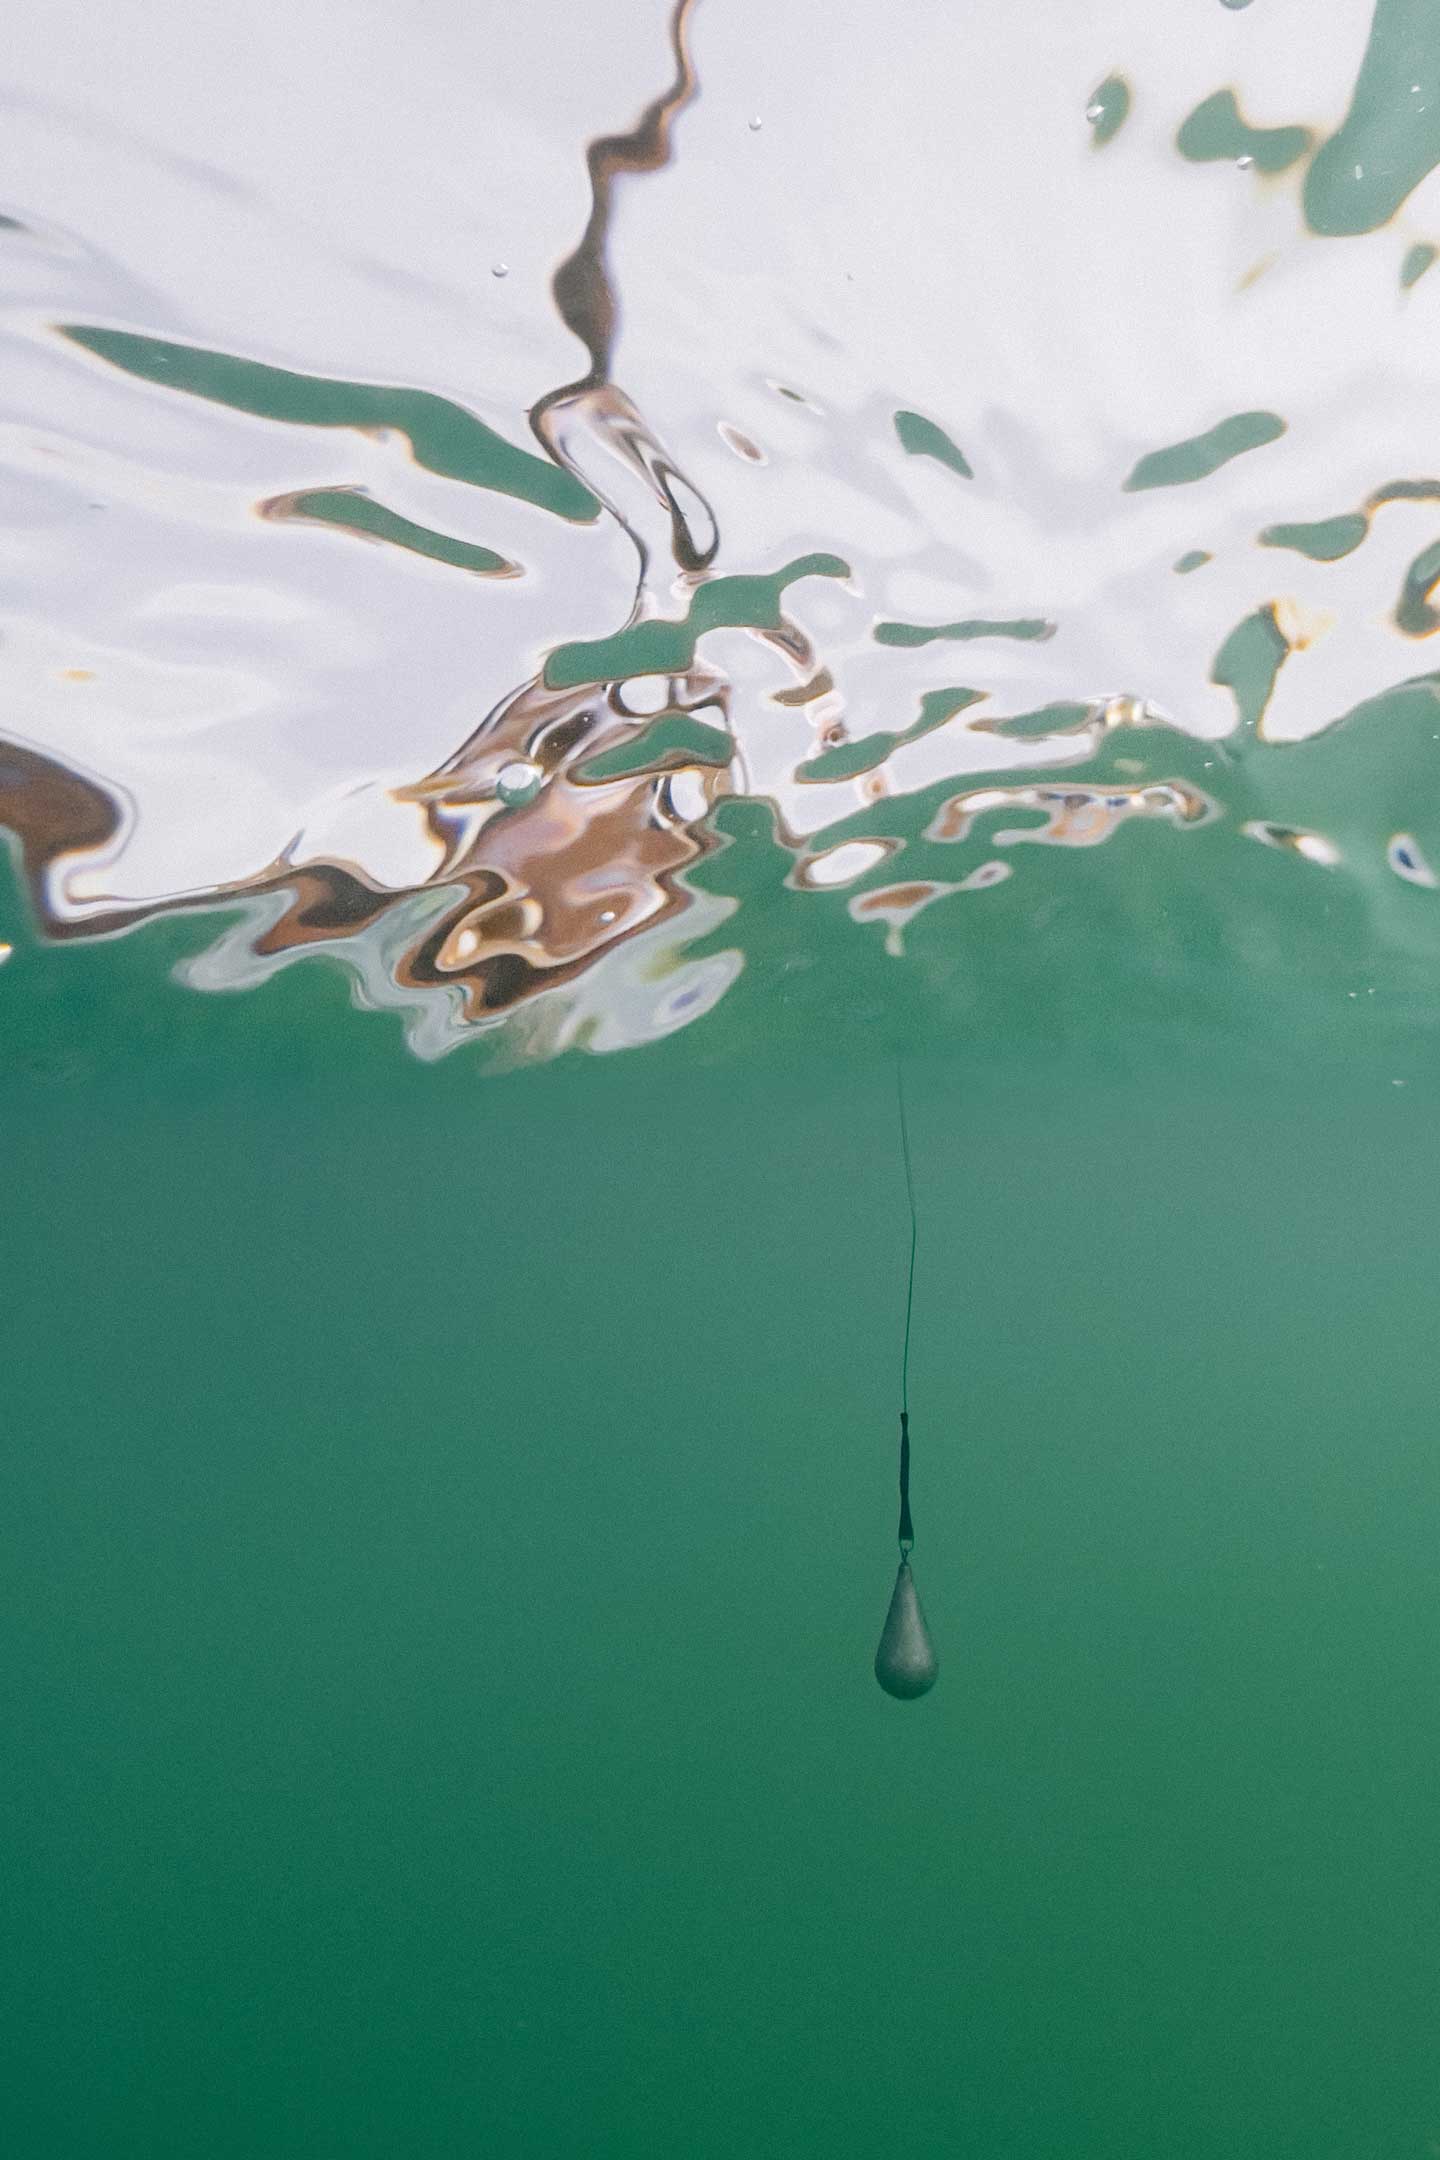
[5,829,1440,2159]
[10,0,1440,2147]
[1122,412,1287,498]
[1177,91,1313,178]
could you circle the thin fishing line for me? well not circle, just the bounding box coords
[896,1058,918,1556]
[896,1056,918,1420]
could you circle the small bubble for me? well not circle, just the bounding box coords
[1393,1078,1407,1087]
[1354,163,1364,180]
[747,115,762,132]
[491,262,509,279]
[598,909,617,925]
[496,757,542,806]
[1236,154,1254,170]
[1086,102,1104,123]
[619,675,670,716]
[0,941,11,965]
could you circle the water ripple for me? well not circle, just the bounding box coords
[5,0,1440,1059]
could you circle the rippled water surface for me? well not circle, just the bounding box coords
[7,0,1440,1056]
[6,4,1440,2155]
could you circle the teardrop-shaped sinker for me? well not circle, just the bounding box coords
[874,1559,939,1699]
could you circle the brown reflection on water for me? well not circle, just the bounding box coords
[0,659,735,1025]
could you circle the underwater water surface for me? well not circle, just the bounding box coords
[5,1,1440,2154]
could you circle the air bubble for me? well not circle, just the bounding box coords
[496,758,542,806]
[491,262,509,279]
[619,675,670,716]
[1388,831,1437,886]
[747,116,762,132]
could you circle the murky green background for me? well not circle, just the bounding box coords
[5,824,1440,2159]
